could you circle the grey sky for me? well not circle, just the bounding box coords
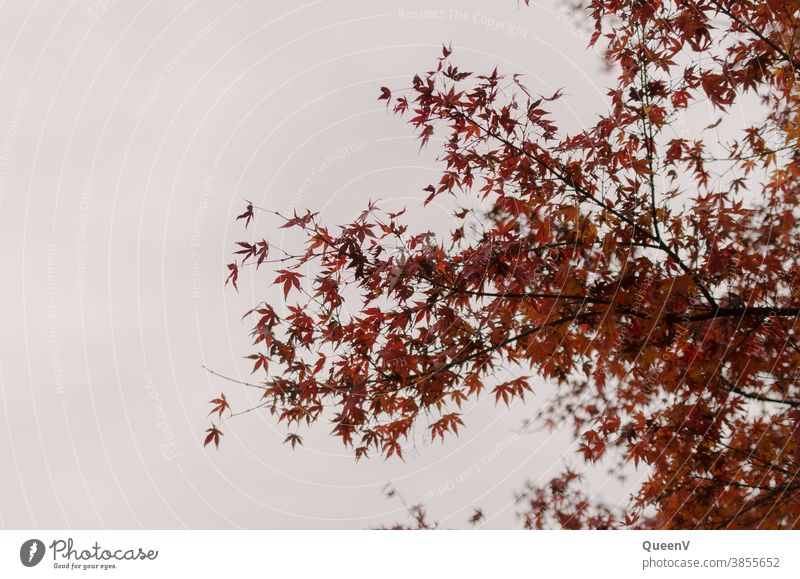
[0,0,642,529]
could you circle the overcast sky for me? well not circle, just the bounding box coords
[0,0,648,529]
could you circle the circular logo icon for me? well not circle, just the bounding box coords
[20,539,46,567]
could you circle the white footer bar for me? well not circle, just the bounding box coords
[1,530,797,578]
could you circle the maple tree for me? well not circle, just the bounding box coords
[206,0,800,529]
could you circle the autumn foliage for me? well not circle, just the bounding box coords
[207,0,800,529]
